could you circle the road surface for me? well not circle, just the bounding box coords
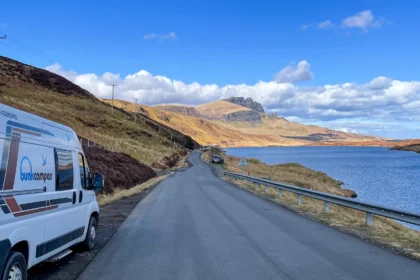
[79,151,420,280]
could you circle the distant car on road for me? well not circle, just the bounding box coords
[211,155,224,164]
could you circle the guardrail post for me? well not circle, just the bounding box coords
[297,194,302,205]
[278,189,283,198]
[264,185,268,192]
[366,212,372,226]
[324,201,330,213]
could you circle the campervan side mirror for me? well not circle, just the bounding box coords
[92,173,104,191]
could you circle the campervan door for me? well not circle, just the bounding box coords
[0,106,82,265]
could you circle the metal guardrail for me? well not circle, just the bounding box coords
[225,171,420,226]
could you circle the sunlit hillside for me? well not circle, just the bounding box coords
[0,56,189,166]
[195,100,251,119]
[102,99,390,147]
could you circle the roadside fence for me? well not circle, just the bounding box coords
[225,171,420,226]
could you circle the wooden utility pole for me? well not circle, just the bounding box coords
[109,84,117,113]
[133,98,139,122]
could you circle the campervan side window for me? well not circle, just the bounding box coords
[78,153,90,190]
[55,149,74,191]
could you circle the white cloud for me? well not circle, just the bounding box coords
[273,60,314,83]
[301,10,387,32]
[46,63,78,79]
[46,63,420,138]
[161,32,176,40]
[341,10,385,31]
[300,25,309,31]
[368,76,393,89]
[318,20,334,30]
[143,33,158,40]
[143,32,177,40]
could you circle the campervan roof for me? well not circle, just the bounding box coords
[0,104,80,149]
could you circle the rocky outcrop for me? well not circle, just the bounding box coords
[157,105,203,118]
[223,97,265,113]
[390,144,420,153]
[342,188,358,198]
[225,110,262,122]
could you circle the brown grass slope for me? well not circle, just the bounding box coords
[104,99,297,147]
[195,100,251,120]
[108,98,389,147]
[155,104,203,118]
[0,56,190,166]
[200,100,387,142]
[81,138,157,194]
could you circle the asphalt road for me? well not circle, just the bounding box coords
[78,151,420,280]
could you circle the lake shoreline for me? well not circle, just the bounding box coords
[210,147,420,262]
[390,144,420,154]
[224,146,420,224]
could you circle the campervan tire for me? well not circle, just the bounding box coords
[2,251,27,280]
[82,216,97,251]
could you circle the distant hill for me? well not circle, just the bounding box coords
[195,100,250,118]
[104,98,391,147]
[155,104,203,118]
[0,56,195,167]
[195,100,262,122]
[390,140,420,153]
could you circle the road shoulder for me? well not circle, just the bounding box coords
[28,175,171,280]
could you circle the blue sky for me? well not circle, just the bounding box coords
[1,0,420,138]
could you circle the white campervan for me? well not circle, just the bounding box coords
[0,104,104,280]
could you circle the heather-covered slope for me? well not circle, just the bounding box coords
[0,56,192,168]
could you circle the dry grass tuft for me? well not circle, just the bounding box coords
[97,175,170,206]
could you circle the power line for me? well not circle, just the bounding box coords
[110,84,117,114]
[133,98,139,122]
[0,31,54,64]
[0,39,22,54]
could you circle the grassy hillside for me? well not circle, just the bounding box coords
[195,100,251,119]
[106,98,389,147]
[201,101,385,142]
[103,99,300,146]
[0,56,188,166]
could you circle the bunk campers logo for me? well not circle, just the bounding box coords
[20,156,53,182]
[0,110,18,120]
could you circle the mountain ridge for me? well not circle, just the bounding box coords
[103,98,392,147]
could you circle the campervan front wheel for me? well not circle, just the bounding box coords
[1,251,27,280]
[82,216,98,251]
